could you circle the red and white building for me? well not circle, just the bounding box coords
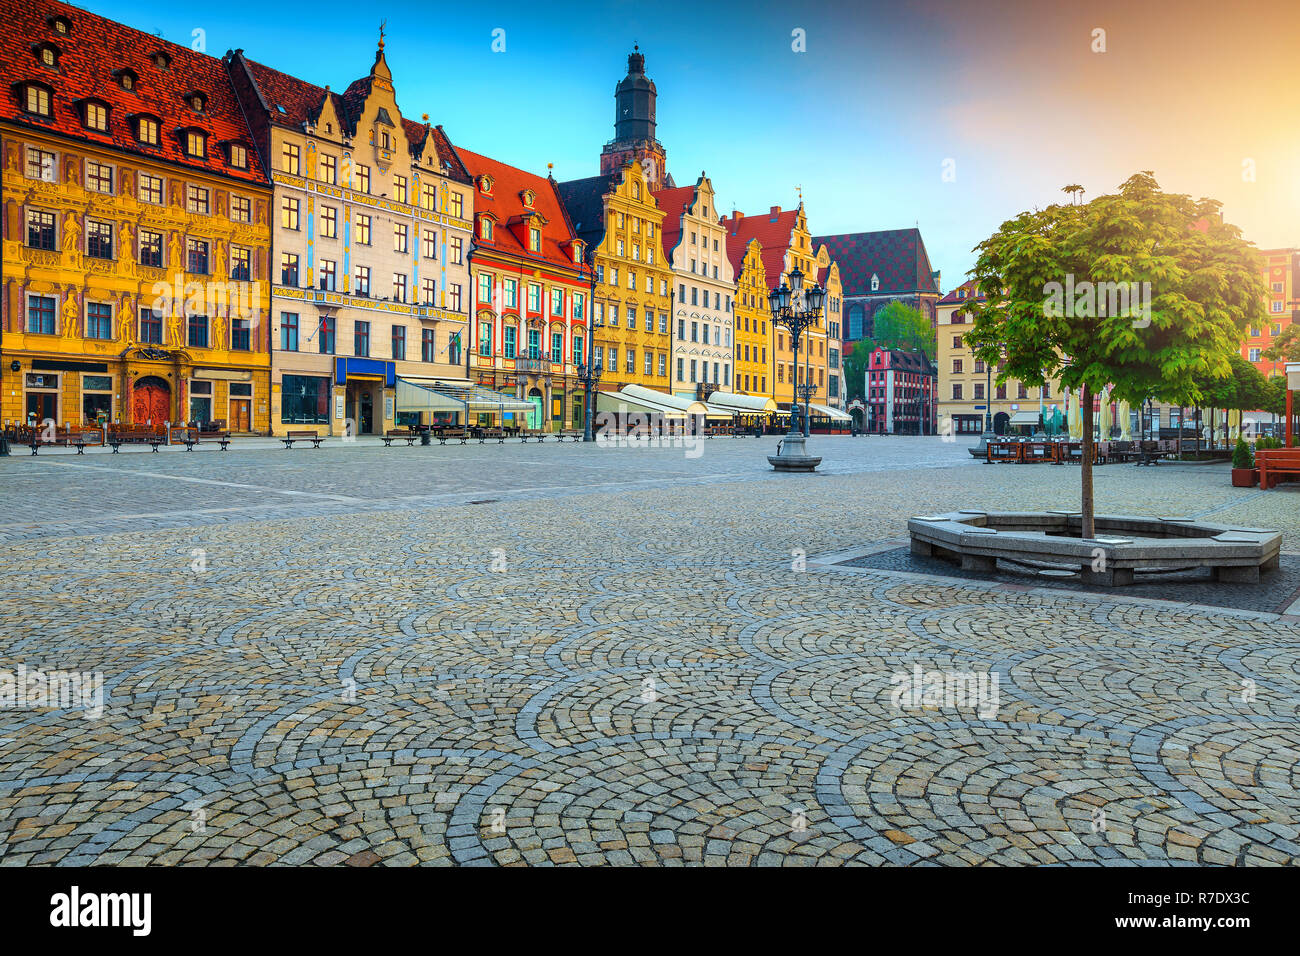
[865,346,936,435]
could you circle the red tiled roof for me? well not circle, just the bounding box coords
[719,206,800,290]
[652,185,694,261]
[453,146,581,272]
[813,229,940,297]
[939,278,983,305]
[0,0,266,184]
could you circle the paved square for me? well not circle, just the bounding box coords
[1,437,1298,865]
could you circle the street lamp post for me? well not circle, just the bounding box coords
[767,266,826,471]
[578,251,604,442]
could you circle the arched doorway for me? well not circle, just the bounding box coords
[527,387,543,430]
[993,411,1010,435]
[133,376,171,424]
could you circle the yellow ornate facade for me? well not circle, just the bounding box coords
[731,238,772,398]
[2,8,271,433]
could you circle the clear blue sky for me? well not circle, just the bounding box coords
[81,0,1300,289]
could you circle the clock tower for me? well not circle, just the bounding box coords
[599,47,669,188]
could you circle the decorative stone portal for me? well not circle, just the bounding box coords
[907,511,1282,586]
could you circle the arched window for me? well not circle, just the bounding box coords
[848,304,864,340]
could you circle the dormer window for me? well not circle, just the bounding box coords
[115,69,138,91]
[228,143,248,169]
[152,51,172,70]
[481,218,494,241]
[35,43,60,69]
[529,227,541,253]
[21,83,53,118]
[49,16,71,35]
[573,242,583,264]
[184,130,208,159]
[186,92,207,113]
[136,115,160,145]
[83,100,109,132]
[479,175,493,195]
[870,273,880,292]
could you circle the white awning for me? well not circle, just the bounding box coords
[621,384,731,420]
[809,402,853,421]
[1288,362,1300,390]
[706,391,778,414]
[1009,410,1041,426]
[596,389,687,420]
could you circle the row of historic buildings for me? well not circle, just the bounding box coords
[2,3,868,437]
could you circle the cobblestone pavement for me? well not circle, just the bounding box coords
[1,437,1298,865]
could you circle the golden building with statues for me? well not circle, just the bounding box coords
[2,0,272,434]
[728,237,772,399]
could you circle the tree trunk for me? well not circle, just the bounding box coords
[1081,382,1095,539]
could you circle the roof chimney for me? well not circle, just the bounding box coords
[769,205,781,220]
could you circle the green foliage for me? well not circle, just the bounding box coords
[1233,436,1254,469]
[841,339,875,401]
[1203,354,1271,411]
[869,302,937,360]
[1263,324,1300,363]
[1264,375,1289,417]
[965,171,1266,408]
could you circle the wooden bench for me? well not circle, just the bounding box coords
[1258,449,1300,489]
[281,430,325,449]
[474,427,505,443]
[557,429,583,442]
[436,428,469,445]
[382,429,417,446]
[518,429,547,443]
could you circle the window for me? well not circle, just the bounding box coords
[187,314,209,348]
[609,305,619,328]
[952,359,963,374]
[529,227,541,252]
[320,155,337,185]
[420,183,436,210]
[318,316,335,354]
[626,349,635,374]
[394,224,408,253]
[551,289,563,315]
[187,92,206,113]
[575,294,585,320]
[356,215,371,245]
[281,375,329,424]
[645,312,653,332]
[185,131,206,159]
[281,312,299,351]
[528,283,541,313]
[86,220,113,259]
[280,253,299,286]
[25,147,56,182]
[27,295,56,335]
[974,383,984,400]
[231,196,251,223]
[450,331,464,365]
[136,116,160,145]
[86,161,113,193]
[478,321,493,357]
[355,266,370,296]
[282,197,300,230]
[552,332,563,363]
[503,279,517,309]
[138,306,163,344]
[282,142,300,174]
[644,351,653,375]
[230,246,251,281]
[24,84,52,117]
[1249,347,1261,362]
[573,335,584,365]
[186,185,209,214]
[84,101,108,131]
[394,175,407,205]
[354,164,370,193]
[187,239,209,274]
[229,143,248,169]
[26,209,56,250]
[139,230,162,268]
[1017,384,1028,399]
[422,228,438,258]
[677,357,684,381]
[392,325,407,361]
[449,284,462,311]
[422,278,436,304]
[231,318,250,350]
[320,206,337,238]
[354,321,370,357]
[1271,300,1284,313]
[318,259,336,291]
[393,273,407,303]
[450,237,463,264]
[422,329,436,362]
[481,218,494,241]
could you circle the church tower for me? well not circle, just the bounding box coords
[599,47,669,187]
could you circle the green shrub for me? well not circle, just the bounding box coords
[1233,436,1254,469]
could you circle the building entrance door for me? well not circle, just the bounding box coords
[132,376,171,424]
[230,399,251,432]
[26,391,57,425]
[359,390,374,434]
[527,388,543,429]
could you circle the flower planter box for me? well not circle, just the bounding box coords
[1231,467,1257,487]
